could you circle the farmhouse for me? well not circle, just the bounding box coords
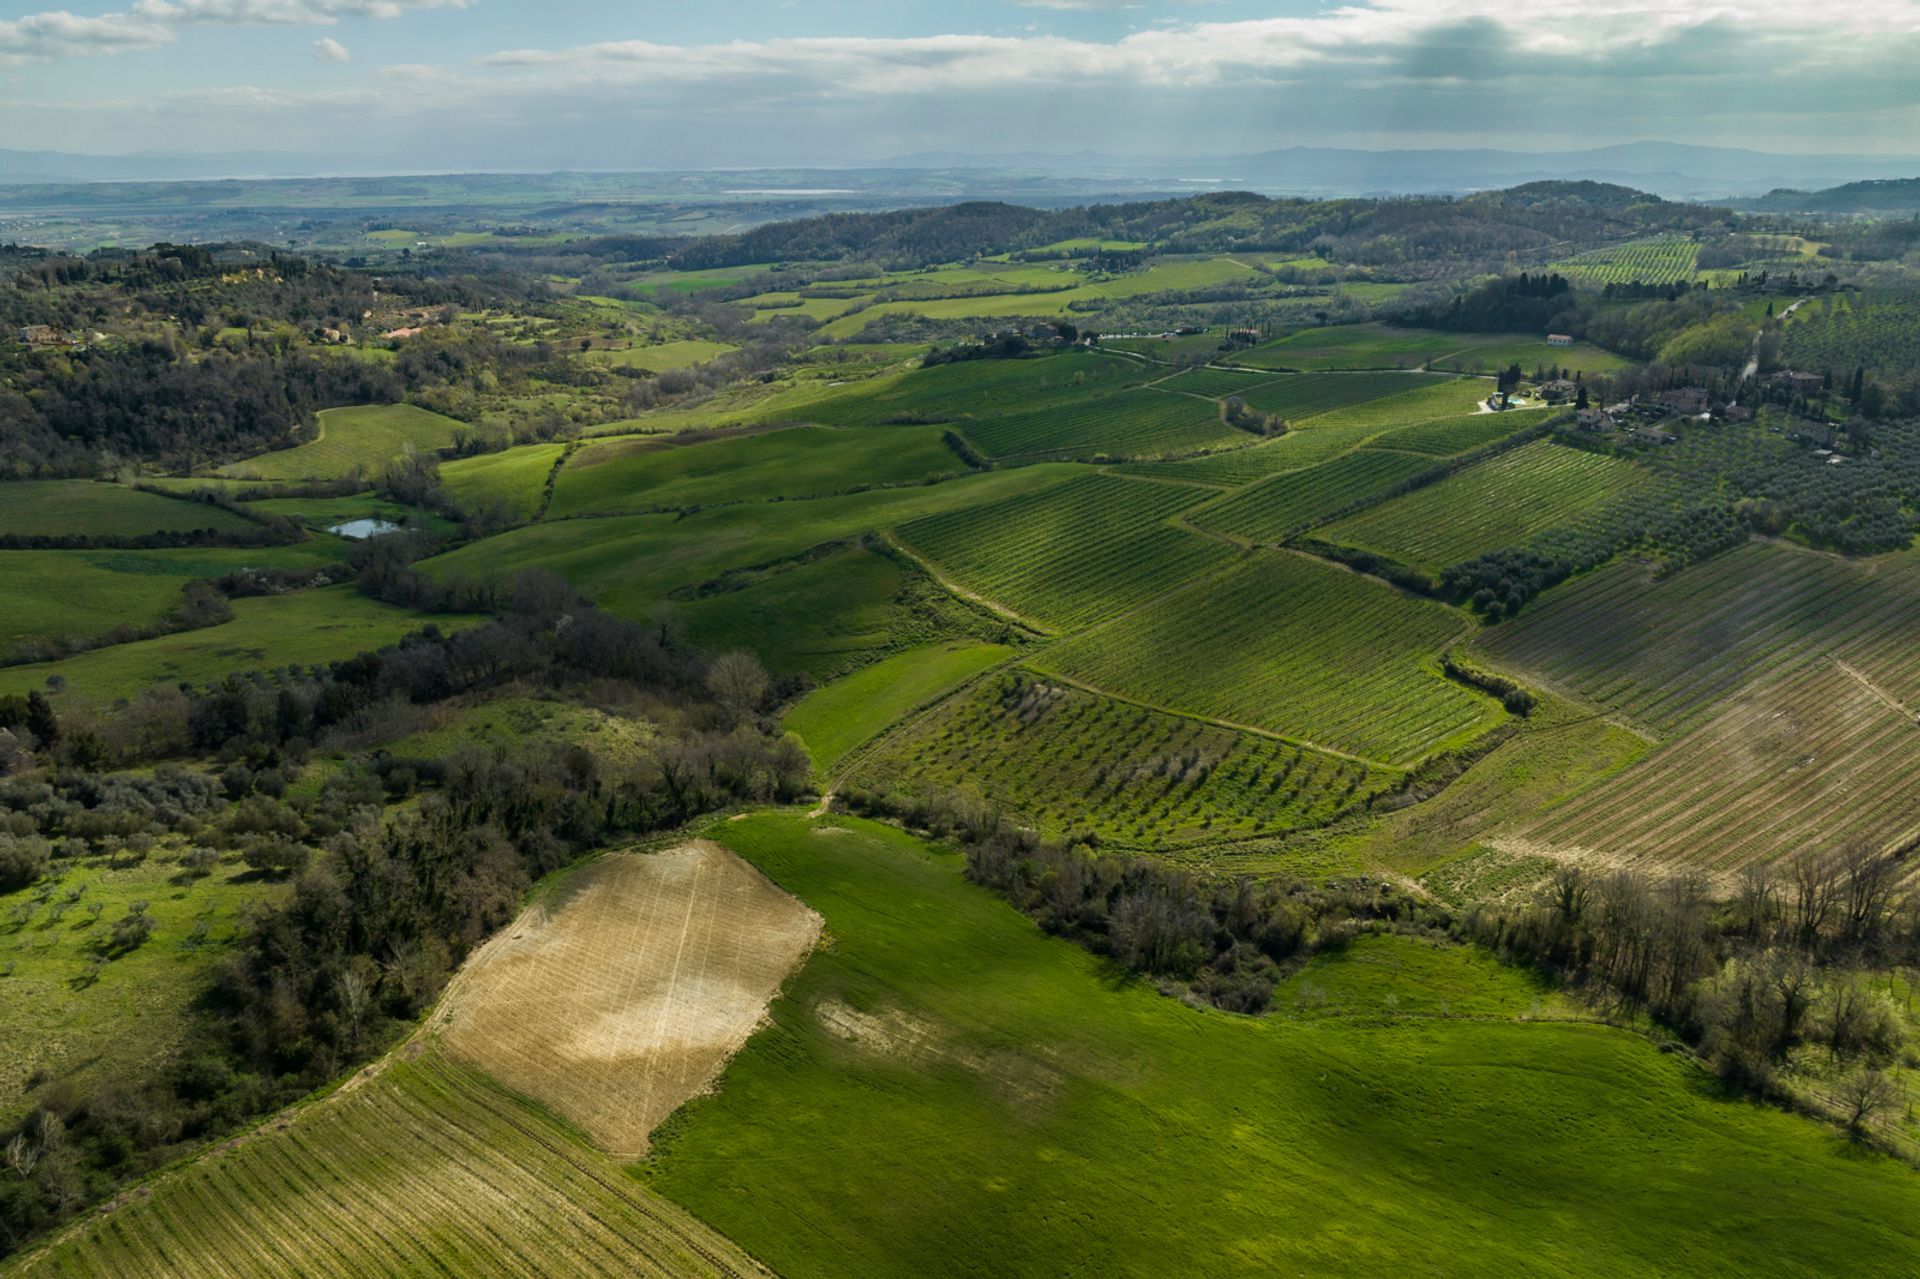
[1765,370,1826,395]
[1546,333,1573,347]
[1659,387,1711,415]
[1575,408,1616,432]
[18,324,67,347]
[1539,378,1578,403]
[1787,419,1837,448]
[1634,424,1677,445]
[1720,403,1754,422]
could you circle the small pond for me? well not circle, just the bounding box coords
[327,518,404,540]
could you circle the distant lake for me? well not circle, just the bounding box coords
[328,518,403,539]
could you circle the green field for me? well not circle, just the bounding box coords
[1119,422,1394,486]
[801,352,1148,427]
[0,587,464,706]
[956,387,1243,462]
[1231,324,1633,380]
[893,474,1236,631]
[640,811,1920,1279]
[1368,408,1550,455]
[15,1049,764,1279]
[1154,366,1285,398]
[586,338,737,371]
[1287,374,1493,430]
[1551,234,1701,287]
[1474,540,1920,736]
[1321,441,1648,569]
[784,640,1011,772]
[549,426,964,517]
[0,542,349,657]
[0,482,256,538]
[439,443,567,520]
[1239,371,1456,421]
[853,673,1393,845]
[1032,552,1496,765]
[1193,449,1438,543]
[424,467,1082,623]
[0,844,284,1123]
[217,404,466,481]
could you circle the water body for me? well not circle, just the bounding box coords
[328,518,403,540]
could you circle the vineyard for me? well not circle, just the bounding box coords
[1239,371,1453,421]
[1032,552,1498,765]
[1781,294,1920,378]
[893,473,1236,631]
[12,1050,772,1279]
[1550,235,1700,287]
[1120,422,1389,486]
[1476,542,1920,735]
[1155,366,1285,398]
[1514,659,1920,881]
[1369,409,1549,456]
[802,350,1148,426]
[1321,441,1648,570]
[1295,376,1491,430]
[1228,324,1472,371]
[852,671,1393,846]
[1194,449,1437,543]
[956,387,1243,461]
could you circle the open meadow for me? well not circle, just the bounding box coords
[217,404,466,481]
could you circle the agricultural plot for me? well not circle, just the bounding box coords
[14,1050,772,1279]
[1514,660,1920,881]
[0,482,255,538]
[0,587,468,706]
[1782,294,1920,378]
[1154,366,1285,398]
[381,695,656,764]
[0,542,349,659]
[853,672,1393,845]
[1321,441,1648,570]
[440,443,568,520]
[800,352,1147,426]
[783,640,1011,772]
[217,404,465,481]
[1116,424,1385,487]
[1193,450,1437,544]
[956,387,1243,462]
[1369,408,1550,456]
[1474,541,1920,736]
[1238,371,1451,421]
[549,426,963,517]
[893,473,1236,631]
[441,842,820,1156]
[587,338,737,371]
[643,812,1920,1279]
[1230,324,1633,381]
[1550,235,1700,287]
[1032,552,1496,765]
[1293,375,1493,430]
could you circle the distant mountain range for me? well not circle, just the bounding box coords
[2,140,1916,202]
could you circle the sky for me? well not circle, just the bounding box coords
[3,0,1920,168]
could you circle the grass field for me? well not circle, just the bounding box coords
[0,483,256,538]
[440,842,820,1157]
[956,387,1243,462]
[800,352,1148,427]
[425,466,1082,624]
[587,338,737,372]
[1032,552,1496,765]
[217,404,465,481]
[440,443,567,520]
[893,473,1237,631]
[1,844,284,1124]
[381,694,657,764]
[1321,441,1648,569]
[1193,449,1438,543]
[13,1049,772,1279]
[639,811,1920,1279]
[783,640,1011,772]
[853,672,1393,845]
[0,542,350,657]
[549,426,964,517]
[0,587,464,706]
[1512,659,1920,882]
[1473,541,1920,737]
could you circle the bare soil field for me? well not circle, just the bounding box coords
[438,841,821,1155]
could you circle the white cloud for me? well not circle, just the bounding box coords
[0,0,467,64]
[133,0,470,24]
[0,10,174,66]
[312,34,349,61]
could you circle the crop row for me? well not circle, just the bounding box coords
[805,350,1148,426]
[1320,440,1647,570]
[1032,552,1497,765]
[1368,409,1549,456]
[855,672,1393,846]
[1781,295,1920,378]
[1194,449,1437,543]
[958,387,1241,461]
[894,473,1235,631]
[1120,423,1388,488]
[1155,366,1287,399]
[1239,371,1448,421]
[1550,235,1700,287]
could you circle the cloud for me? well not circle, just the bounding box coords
[312,34,349,61]
[0,0,467,64]
[133,0,470,24]
[0,10,174,65]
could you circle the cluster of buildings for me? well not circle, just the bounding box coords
[16,324,75,348]
[1570,383,1842,457]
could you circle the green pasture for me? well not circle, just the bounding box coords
[784,640,1011,773]
[0,482,255,538]
[439,443,568,521]
[586,338,737,371]
[217,404,465,481]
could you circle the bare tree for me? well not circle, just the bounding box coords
[1734,863,1778,940]
[1790,854,1840,949]
[1837,1068,1899,1135]
[707,651,769,721]
[1839,844,1901,946]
